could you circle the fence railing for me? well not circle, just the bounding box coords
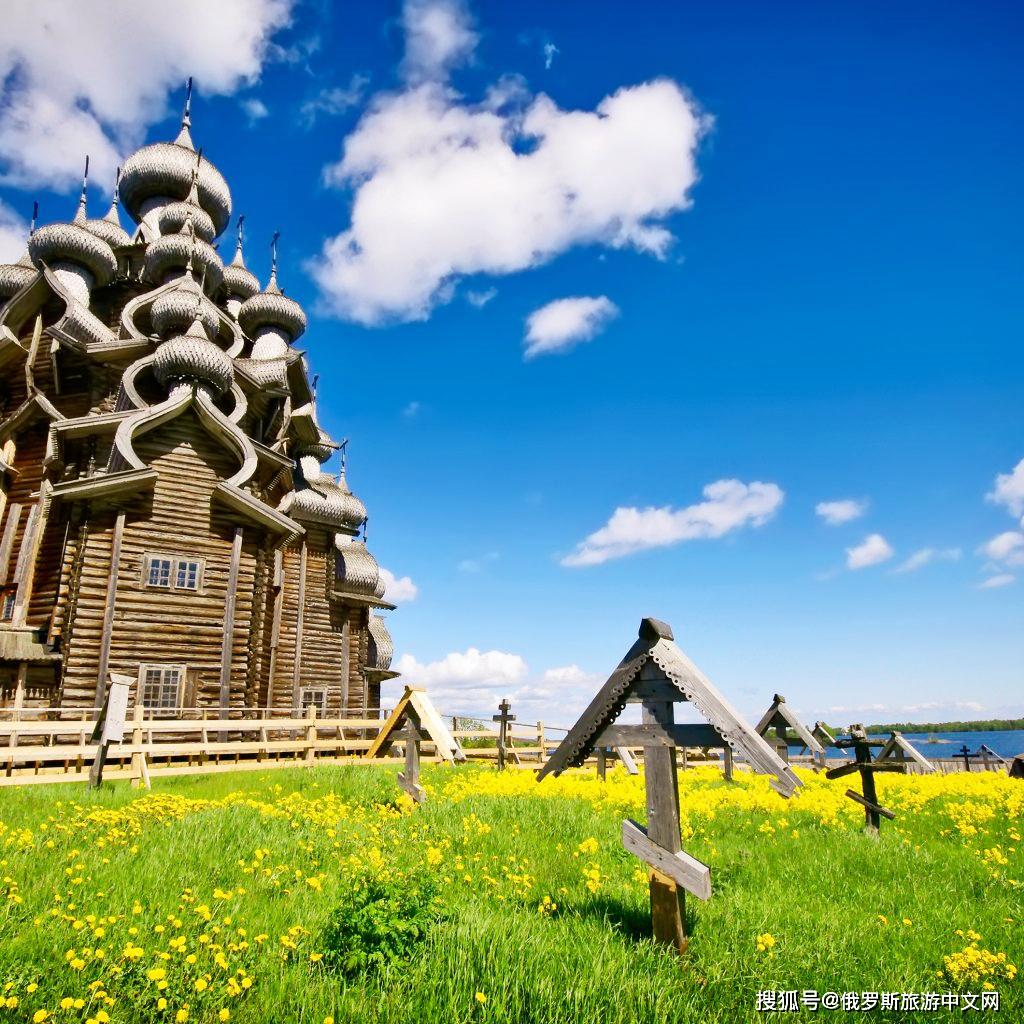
[0,702,1009,787]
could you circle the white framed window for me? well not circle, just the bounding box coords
[144,554,204,591]
[175,559,202,591]
[300,687,327,715]
[139,664,184,710]
[1,591,15,621]
[146,555,172,588]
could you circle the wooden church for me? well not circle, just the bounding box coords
[0,85,397,719]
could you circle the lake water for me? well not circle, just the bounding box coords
[800,729,1024,762]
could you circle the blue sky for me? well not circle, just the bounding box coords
[1,0,1021,725]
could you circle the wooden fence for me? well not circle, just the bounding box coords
[0,705,1010,787]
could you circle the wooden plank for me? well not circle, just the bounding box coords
[291,539,307,710]
[622,819,711,900]
[642,698,687,954]
[218,526,243,713]
[597,722,722,749]
[94,511,125,709]
[615,745,639,774]
[825,760,904,780]
[845,788,895,821]
[0,502,22,586]
[625,677,681,703]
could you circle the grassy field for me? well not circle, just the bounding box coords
[0,764,1020,1023]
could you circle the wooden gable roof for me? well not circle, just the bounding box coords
[537,617,801,796]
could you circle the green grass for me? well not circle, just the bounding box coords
[0,764,1020,1023]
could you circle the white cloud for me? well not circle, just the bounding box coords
[893,547,961,573]
[385,648,604,720]
[543,42,559,70]
[524,295,619,359]
[379,567,418,603]
[845,533,894,570]
[401,400,421,419]
[309,59,709,324]
[466,287,497,308]
[987,457,1024,521]
[0,201,28,263]
[0,0,294,190]
[240,97,269,124]
[980,531,1024,567]
[561,479,784,567]
[815,499,867,526]
[300,74,369,127]
[978,573,1015,590]
[401,0,478,84]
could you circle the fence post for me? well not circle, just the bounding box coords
[305,704,317,763]
[130,703,151,790]
[723,744,734,782]
[493,698,514,771]
[537,720,545,763]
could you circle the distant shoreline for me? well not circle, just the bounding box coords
[853,718,1024,734]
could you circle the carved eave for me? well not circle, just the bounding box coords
[0,271,50,339]
[46,409,133,469]
[0,627,61,663]
[0,330,28,371]
[0,393,64,444]
[213,481,303,543]
[364,668,401,681]
[49,467,157,504]
[329,588,396,611]
[538,617,801,796]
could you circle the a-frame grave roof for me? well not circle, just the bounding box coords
[366,685,465,763]
[874,731,935,773]
[538,618,801,797]
[755,693,825,759]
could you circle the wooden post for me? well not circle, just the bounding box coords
[218,526,243,715]
[94,511,125,709]
[642,698,687,956]
[775,723,790,763]
[722,743,734,782]
[853,730,880,833]
[597,746,607,780]
[397,722,426,803]
[5,662,27,778]
[291,540,308,713]
[305,703,317,763]
[129,703,148,789]
[493,698,514,771]
[537,720,545,762]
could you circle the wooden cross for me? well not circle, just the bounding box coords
[396,722,426,804]
[826,724,901,833]
[537,618,799,960]
[493,698,515,770]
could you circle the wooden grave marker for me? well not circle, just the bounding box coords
[537,617,800,958]
[875,731,935,774]
[88,672,134,788]
[826,724,905,833]
[493,698,515,770]
[366,685,465,802]
[812,721,838,768]
[755,694,825,769]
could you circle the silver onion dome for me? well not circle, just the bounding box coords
[368,615,394,671]
[0,261,36,301]
[29,222,117,288]
[153,314,234,395]
[150,271,220,338]
[334,471,368,530]
[118,83,232,237]
[0,204,40,301]
[237,234,307,341]
[144,228,224,294]
[84,170,132,248]
[222,217,259,301]
[335,539,386,599]
[158,198,216,243]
